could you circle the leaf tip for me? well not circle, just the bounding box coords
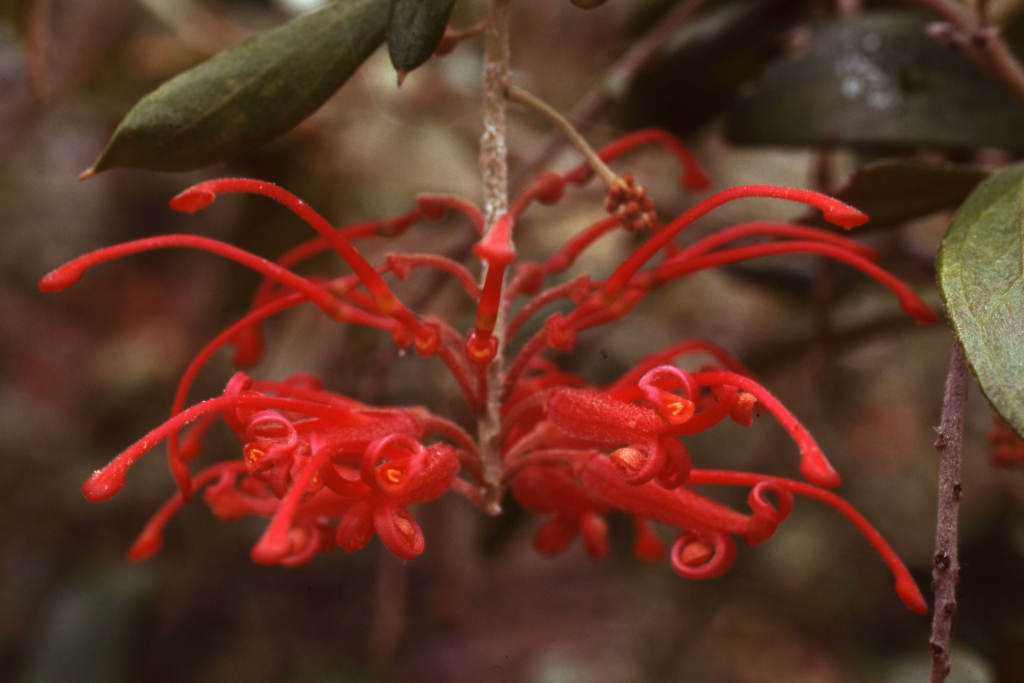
[396,70,408,87]
[78,166,97,181]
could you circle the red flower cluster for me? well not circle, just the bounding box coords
[41,128,934,614]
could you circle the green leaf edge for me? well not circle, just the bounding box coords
[85,0,389,175]
[937,163,1024,439]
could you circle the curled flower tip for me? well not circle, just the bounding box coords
[743,481,794,546]
[609,445,665,486]
[38,264,84,292]
[798,449,842,489]
[169,187,216,213]
[639,366,697,425]
[655,437,691,489]
[896,573,929,615]
[670,530,737,580]
[82,467,127,502]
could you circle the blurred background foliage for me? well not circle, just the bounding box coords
[1,0,1023,682]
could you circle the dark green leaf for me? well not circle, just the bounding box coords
[803,160,989,231]
[387,0,456,78]
[625,0,806,135]
[727,12,1024,152]
[938,164,1024,438]
[86,0,390,174]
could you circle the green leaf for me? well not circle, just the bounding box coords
[86,0,390,175]
[726,11,1024,152]
[938,164,1024,439]
[386,0,457,78]
[803,160,990,231]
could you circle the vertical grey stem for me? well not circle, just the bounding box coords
[477,0,513,513]
[929,343,968,683]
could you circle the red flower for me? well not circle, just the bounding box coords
[42,128,932,614]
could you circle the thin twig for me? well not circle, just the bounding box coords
[506,85,618,186]
[435,21,487,57]
[929,343,968,683]
[512,0,709,190]
[477,0,514,513]
[906,0,1024,105]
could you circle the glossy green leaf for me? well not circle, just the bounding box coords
[727,12,1024,152]
[938,164,1024,438]
[387,0,456,78]
[803,161,989,231]
[86,0,390,174]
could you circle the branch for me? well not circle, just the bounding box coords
[929,343,968,683]
[477,0,514,513]
[907,0,1024,105]
[512,0,709,189]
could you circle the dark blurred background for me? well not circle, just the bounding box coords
[1,0,1023,682]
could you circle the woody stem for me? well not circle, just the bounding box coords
[477,0,514,514]
[506,85,618,187]
[929,343,968,682]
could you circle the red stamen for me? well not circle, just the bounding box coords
[126,462,247,561]
[82,395,364,502]
[386,252,480,300]
[171,179,432,344]
[506,275,593,342]
[541,216,621,275]
[38,235,349,320]
[598,185,868,302]
[671,221,881,263]
[251,446,337,565]
[610,340,751,389]
[416,193,484,234]
[692,371,841,488]
[581,456,749,535]
[687,469,928,615]
[647,241,937,324]
[247,219,386,315]
[564,128,711,192]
